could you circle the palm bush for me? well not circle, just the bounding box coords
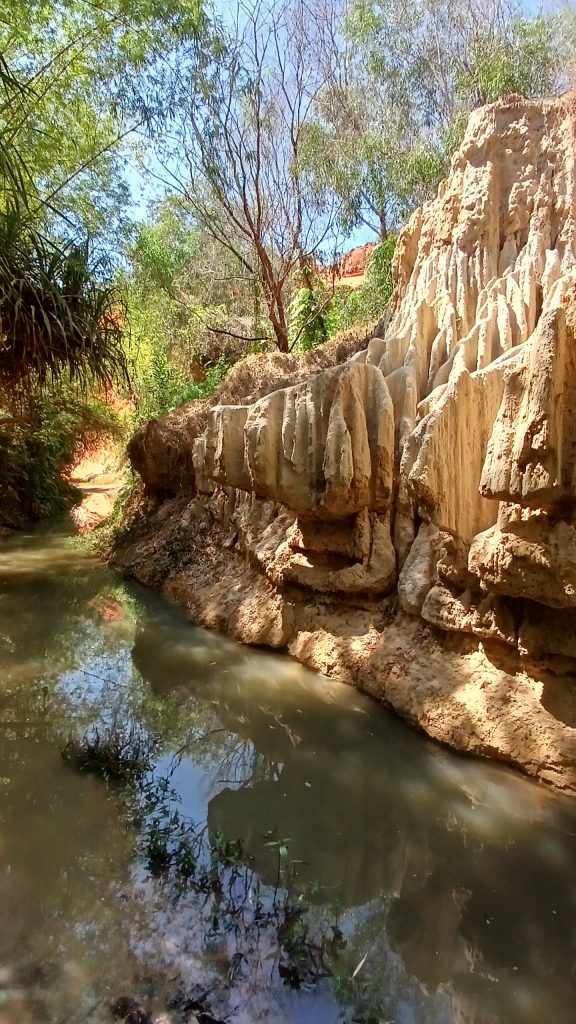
[0,54,128,400]
[0,54,130,524]
[0,209,127,398]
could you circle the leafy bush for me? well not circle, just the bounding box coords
[131,344,229,423]
[0,385,122,527]
[337,236,396,331]
[287,238,397,352]
[458,16,567,107]
[288,283,340,351]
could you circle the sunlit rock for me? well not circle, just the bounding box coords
[115,94,576,793]
[199,362,394,519]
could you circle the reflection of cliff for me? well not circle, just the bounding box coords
[207,738,576,1024]
[132,616,576,1023]
[208,763,408,906]
[114,96,576,792]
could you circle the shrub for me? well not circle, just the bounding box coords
[288,283,338,351]
[0,385,122,527]
[337,236,396,331]
[61,718,156,784]
[131,344,229,423]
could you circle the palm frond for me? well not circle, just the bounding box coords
[0,208,128,399]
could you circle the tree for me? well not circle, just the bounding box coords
[125,199,257,422]
[459,14,571,106]
[129,198,261,358]
[0,0,207,244]
[301,0,572,239]
[0,55,126,399]
[146,0,344,352]
[0,5,215,522]
[0,50,128,522]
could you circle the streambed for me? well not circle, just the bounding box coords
[0,524,575,1024]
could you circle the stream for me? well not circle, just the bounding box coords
[0,524,575,1024]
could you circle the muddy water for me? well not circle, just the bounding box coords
[0,524,575,1024]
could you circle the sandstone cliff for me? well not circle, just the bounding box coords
[113,96,576,793]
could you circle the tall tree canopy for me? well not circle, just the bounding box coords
[0,0,207,243]
[299,0,573,239]
[144,0,346,352]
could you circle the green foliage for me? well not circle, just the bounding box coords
[459,16,568,107]
[302,1,572,238]
[131,341,229,423]
[0,6,213,527]
[288,284,333,351]
[0,209,127,398]
[288,239,397,348]
[0,0,207,243]
[0,48,131,526]
[0,58,128,402]
[338,236,396,330]
[126,198,262,367]
[125,198,260,424]
[0,385,122,527]
[144,0,343,352]
[366,237,396,294]
[389,144,448,217]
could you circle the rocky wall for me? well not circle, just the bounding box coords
[112,95,576,793]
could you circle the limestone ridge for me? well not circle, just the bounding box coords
[190,95,576,632]
[114,96,576,792]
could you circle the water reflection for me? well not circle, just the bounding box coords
[0,525,575,1023]
[133,619,576,1023]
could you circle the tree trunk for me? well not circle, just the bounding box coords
[272,325,289,351]
[252,277,262,342]
[261,272,290,352]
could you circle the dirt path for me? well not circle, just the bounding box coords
[69,442,126,532]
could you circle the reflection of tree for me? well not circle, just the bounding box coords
[198,688,576,1022]
[0,526,133,738]
[209,739,576,1024]
[2,528,576,1024]
[131,613,576,1023]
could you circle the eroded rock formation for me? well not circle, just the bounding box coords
[113,95,576,793]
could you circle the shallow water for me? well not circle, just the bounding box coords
[0,524,575,1024]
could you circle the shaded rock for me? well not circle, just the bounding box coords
[469,516,576,608]
[398,522,442,615]
[519,602,576,660]
[421,585,518,647]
